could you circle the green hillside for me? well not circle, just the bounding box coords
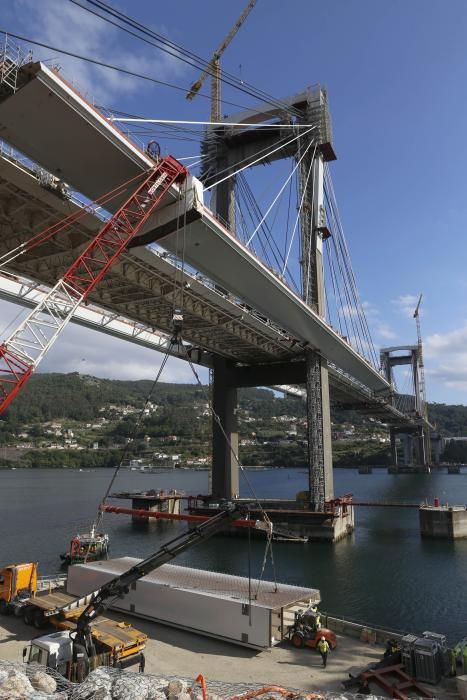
[0,373,465,468]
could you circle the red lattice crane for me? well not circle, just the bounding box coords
[0,156,187,413]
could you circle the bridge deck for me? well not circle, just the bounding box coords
[0,149,423,426]
[0,61,390,393]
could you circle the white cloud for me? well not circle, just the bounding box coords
[424,325,467,392]
[375,323,397,341]
[0,300,206,383]
[362,300,379,318]
[40,322,206,382]
[392,294,420,318]
[15,0,187,104]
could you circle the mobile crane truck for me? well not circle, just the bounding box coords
[0,561,147,674]
[13,504,254,680]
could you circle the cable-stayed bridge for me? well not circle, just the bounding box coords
[0,46,434,537]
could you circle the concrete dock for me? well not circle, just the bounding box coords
[0,612,382,692]
[0,612,460,697]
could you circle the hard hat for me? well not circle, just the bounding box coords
[321,636,326,640]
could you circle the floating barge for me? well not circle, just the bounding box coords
[67,557,320,649]
[106,492,354,542]
[186,495,355,542]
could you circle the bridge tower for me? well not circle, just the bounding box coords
[202,87,336,511]
[380,345,431,470]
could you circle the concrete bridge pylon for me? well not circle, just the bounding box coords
[207,87,337,522]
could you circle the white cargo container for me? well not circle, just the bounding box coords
[67,558,320,649]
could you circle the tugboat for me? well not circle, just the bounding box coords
[60,524,109,566]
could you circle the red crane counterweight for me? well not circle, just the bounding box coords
[0,156,188,413]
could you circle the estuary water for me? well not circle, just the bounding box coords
[1,466,466,642]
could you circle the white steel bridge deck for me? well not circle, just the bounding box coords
[0,60,421,427]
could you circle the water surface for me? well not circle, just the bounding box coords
[1,467,466,641]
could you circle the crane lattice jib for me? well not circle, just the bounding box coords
[186,0,257,101]
[0,156,187,413]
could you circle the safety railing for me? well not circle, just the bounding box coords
[0,35,32,95]
[37,573,67,592]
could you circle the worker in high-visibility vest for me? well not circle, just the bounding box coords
[317,636,331,668]
[310,604,321,631]
[463,644,467,675]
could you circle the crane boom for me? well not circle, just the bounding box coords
[46,504,261,672]
[186,0,258,120]
[47,505,246,622]
[413,293,428,419]
[0,156,187,413]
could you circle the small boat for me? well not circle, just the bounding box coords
[60,525,109,565]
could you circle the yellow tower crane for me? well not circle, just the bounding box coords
[413,293,428,421]
[186,0,258,122]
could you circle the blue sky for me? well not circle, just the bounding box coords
[2,0,467,404]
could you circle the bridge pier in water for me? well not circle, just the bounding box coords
[388,427,432,473]
[381,346,433,473]
[205,87,353,541]
[211,356,240,500]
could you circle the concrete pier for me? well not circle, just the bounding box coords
[388,465,431,474]
[111,490,182,525]
[188,495,354,543]
[419,504,467,539]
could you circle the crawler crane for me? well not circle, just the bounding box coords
[0,156,187,413]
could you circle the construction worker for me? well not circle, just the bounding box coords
[310,604,321,630]
[450,647,459,676]
[317,636,330,668]
[314,611,321,631]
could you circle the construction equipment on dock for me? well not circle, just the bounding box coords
[0,561,147,675]
[16,503,269,680]
[287,606,336,651]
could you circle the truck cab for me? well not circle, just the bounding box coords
[0,562,37,615]
[23,631,73,677]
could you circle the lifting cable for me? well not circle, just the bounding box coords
[96,176,191,530]
[69,0,303,119]
[179,344,279,592]
[205,128,316,193]
[323,166,379,367]
[95,339,175,530]
[282,143,317,277]
[245,136,315,248]
[156,178,277,526]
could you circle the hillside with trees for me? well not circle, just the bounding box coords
[0,373,465,468]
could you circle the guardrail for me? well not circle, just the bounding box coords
[323,611,406,645]
[37,574,67,593]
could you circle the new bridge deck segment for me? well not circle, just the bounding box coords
[0,114,415,428]
[0,54,434,533]
[0,60,388,392]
